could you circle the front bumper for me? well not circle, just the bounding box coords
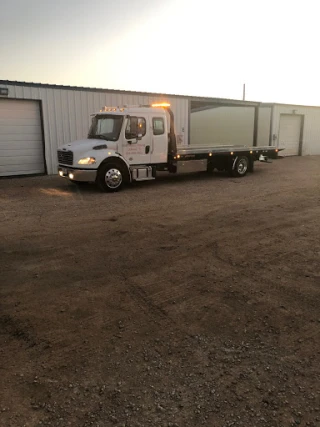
[58,166,97,182]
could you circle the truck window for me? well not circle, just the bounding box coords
[88,115,123,141]
[152,118,164,135]
[125,117,146,139]
[97,118,115,134]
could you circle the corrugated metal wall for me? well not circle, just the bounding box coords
[272,105,320,155]
[4,84,189,174]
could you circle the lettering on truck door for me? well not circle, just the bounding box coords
[123,116,151,165]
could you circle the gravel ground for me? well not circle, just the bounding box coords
[0,156,319,427]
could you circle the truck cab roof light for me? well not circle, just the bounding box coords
[99,103,171,112]
[151,102,171,108]
[100,106,122,112]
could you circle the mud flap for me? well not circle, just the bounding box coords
[259,155,272,163]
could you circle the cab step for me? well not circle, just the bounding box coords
[130,165,155,181]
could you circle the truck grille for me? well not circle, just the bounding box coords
[58,150,73,165]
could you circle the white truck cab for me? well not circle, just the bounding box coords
[57,103,281,192]
[58,103,175,191]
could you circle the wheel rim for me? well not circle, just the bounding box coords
[105,168,122,189]
[237,159,248,175]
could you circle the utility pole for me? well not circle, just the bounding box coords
[243,83,246,101]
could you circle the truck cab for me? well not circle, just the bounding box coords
[58,104,174,191]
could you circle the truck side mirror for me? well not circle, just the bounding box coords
[129,117,138,135]
[126,116,145,140]
[126,116,139,139]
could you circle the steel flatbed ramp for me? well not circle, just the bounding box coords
[177,145,280,155]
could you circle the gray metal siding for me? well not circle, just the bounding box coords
[0,99,45,176]
[3,84,189,174]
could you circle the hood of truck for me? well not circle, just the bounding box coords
[59,139,117,152]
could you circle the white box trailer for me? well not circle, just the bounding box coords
[57,103,281,192]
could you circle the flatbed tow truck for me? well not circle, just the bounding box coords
[57,103,282,192]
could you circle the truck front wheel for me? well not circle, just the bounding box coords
[97,163,125,192]
[231,156,249,177]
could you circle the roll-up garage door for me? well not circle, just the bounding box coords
[0,99,45,176]
[278,114,302,156]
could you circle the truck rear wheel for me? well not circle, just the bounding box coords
[97,163,125,192]
[231,156,249,177]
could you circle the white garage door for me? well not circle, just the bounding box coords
[278,114,302,156]
[0,99,45,176]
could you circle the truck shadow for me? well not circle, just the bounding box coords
[129,168,265,192]
[60,168,266,194]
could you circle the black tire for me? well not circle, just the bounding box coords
[97,162,127,192]
[231,156,249,177]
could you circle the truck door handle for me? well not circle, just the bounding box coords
[145,146,150,154]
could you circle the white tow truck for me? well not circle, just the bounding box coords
[57,103,281,192]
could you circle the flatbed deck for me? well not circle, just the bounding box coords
[177,145,280,156]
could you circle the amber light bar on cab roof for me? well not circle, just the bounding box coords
[99,102,171,112]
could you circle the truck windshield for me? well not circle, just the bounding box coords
[88,115,123,141]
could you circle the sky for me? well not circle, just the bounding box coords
[1,0,320,105]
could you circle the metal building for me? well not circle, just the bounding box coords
[0,80,319,177]
[190,103,320,156]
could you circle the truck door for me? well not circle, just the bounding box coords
[150,116,169,164]
[123,116,151,165]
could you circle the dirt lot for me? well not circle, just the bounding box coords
[0,156,319,427]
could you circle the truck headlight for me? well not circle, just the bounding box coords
[78,157,96,165]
